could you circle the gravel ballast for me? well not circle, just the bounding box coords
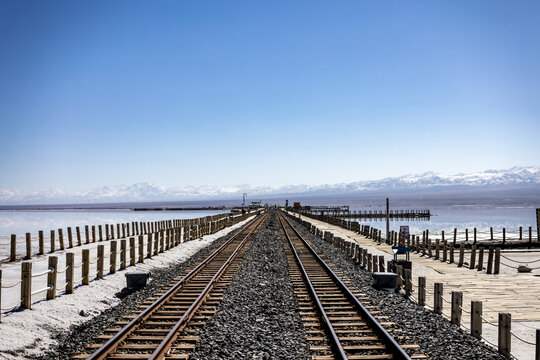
[191,212,309,360]
[286,213,506,360]
[30,227,244,360]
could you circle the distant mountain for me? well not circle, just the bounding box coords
[1,166,539,205]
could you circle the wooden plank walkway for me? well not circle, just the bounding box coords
[296,214,540,323]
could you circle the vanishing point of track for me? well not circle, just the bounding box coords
[278,211,416,360]
[76,212,268,360]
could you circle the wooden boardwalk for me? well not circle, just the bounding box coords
[297,214,540,323]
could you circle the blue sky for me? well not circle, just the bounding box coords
[1,1,539,191]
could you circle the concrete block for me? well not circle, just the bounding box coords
[126,270,150,289]
[372,272,397,292]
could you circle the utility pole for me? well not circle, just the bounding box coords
[386,198,390,245]
[242,193,247,207]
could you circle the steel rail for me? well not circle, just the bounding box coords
[86,212,265,360]
[280,211,412,360]
[149,211,268,359]
[278,213,348,360]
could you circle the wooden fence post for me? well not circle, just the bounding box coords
[404,269,412,297]
[458,243,465,267]
[494,247,501,274]
[477,247,485,271]
[110,241,117,274]
[76,226,81,246]
[138,236,144,263]
[66,252,74,294]
[120,239,126,270]
[434,282,443,315]
[498,313,511,358]
[367,254,372,272]
[435,239,440,260]
[105,224,110,240]
[469,246,477,270]
[453,228,457,246]
[129,238,136,266]
[46,256,58,300]
[92,226,96,243]
[449,244,454,263]
[154,232,159,256]
[58,229,65,250]
[50,230,55,253]
[85,225,90,244]
[451,291,463,326]
[25,233,32,260]
[39,230,44,255]
[98,225,103,241]
[159,231,165,253]
[471,301,482,339]
[117,224,121,239]
[21,262,32,309]
[442,240,448,262]
[110,224,115,240]
[147,233,153,259]
[418,277,426,307]
[487,247,494,274]
[378,256,385,272]
[67,227,73,248]
[82,249,90,285]
[97,245,104,279]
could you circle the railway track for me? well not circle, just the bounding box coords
[278,211,422,360]
[75,211,268,360]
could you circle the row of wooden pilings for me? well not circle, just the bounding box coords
[4,213,233,262]
[0,211,257,320]
[292,213,539,359]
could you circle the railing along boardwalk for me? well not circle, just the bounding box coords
[278,211,418,359]
[293,211,540,360]
[0,212,255,319]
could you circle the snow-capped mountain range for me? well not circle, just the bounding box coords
[1,166,539,205]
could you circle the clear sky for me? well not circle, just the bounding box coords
[1,1,539,191]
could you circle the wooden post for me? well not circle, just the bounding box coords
[120,239,126,270]
[46,256,58,300]
[116,223,121,239]
[373,255,379,272]
[58,229,65,250]
[138,236,144,263]
[85,225,90,244]
[494,247,501,274]
[98,225,103,241]
[105,224,110,240]
[97,245,104,279]
[469,245,476,270]
[76,226,81,246]
[466,228,469,243]
[529,226,533,246]
[428,240,432,258]
[25,233,31,259]
[474,228,477,245]
[367,254,372,272]
[378,256,385,272]
[519,226,523,240]
[471,301,482,339]
[154,232,159,256]
[39,230,44,255]
[453,228,457,246]
[50,230,55,253]
[110,224,115,239]
[442,240,448,262]
[66,252,74,294]
[147,233,153,259]
[449,244,454,263]
[82,249,90,285]
[9,234,17,261]
[490,227,494,240]
[434,282,443,315]
[458,243,465,267]
[110,241,117,274]
[502,228,506,245]
[477,247,485,271]
[129,238,136,266]
[67,227,73,248]
[418,277,426,307]
[21,262,32,309]
[159,231,164,253]
[404,269,412,297]
[451,291,462,326]
[487,247,494,274]
[434,239,440,260]
[92,225,96,243]
[498,313,511,358]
